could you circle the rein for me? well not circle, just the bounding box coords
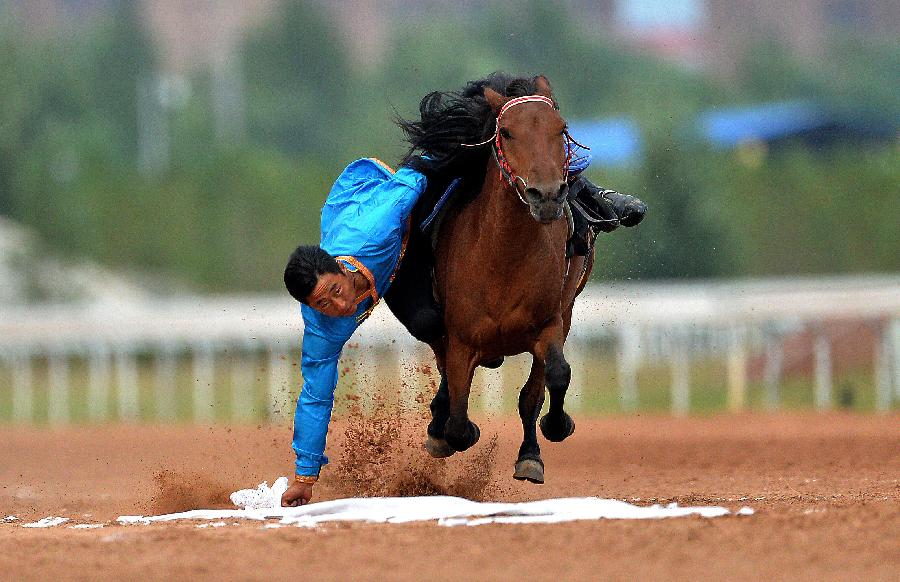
[462,95,590,205]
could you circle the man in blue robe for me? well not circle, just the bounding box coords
[280,157,645,506]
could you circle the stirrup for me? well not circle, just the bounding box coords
[570,197,619,228]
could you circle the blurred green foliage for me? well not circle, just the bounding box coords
[1,0,897,293]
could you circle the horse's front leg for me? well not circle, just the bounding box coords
[422,340,458,458]
[536,318,575,443]
[423,374,454,458]
[514,357,546,483]
[442,334,480,453]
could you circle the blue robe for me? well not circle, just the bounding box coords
[292,158,426,476]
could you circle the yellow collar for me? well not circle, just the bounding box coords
[335,256,378,324]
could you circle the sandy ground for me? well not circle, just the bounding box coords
[0,413,897,581]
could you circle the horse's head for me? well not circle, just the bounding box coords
[483,76,568,224]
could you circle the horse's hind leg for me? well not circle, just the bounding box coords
[514,358,546,483]
[423,375,455,458]
[538,334,575,443]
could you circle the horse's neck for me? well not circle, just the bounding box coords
[448,166,568,303]
[436,163,568,310]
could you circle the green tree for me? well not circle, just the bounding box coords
[624,139,735,279]
[82,1,157,165]
[724,147,900,275]
[242,0,355,160]
[738,36,900,118]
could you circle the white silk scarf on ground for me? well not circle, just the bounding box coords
[116,477,754,528]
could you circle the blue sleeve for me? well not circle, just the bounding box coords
[389,166,427,223]
[320,162,426,259]
[350,166,426,266]
[292,309,353,476]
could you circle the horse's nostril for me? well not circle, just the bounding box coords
[525,185,567,203]
[524,187,543,202]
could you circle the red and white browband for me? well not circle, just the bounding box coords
[461,93,590,206]
[497,94,557,120]
[462,94,558,149]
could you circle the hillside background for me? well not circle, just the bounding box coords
[2,0,897,297]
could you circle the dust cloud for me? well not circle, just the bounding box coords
[333,373,500,501]
[149,470,232,514]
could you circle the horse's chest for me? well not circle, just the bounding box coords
[439,206,567,347]
[448,284,560,344]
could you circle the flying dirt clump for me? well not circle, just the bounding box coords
[149,470,233,514]
[334,385,499,501]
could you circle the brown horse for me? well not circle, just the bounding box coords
[417,76,594,483]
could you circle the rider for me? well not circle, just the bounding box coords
[280,156,645,507]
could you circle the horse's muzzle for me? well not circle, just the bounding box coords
[529,202,565,224]
[525,183,567,224]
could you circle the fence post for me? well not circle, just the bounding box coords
[501,355,529,414]
[893,319,900,404]
[566,342,587,413]
[230,343,258,422]
[47,350,70,424]
[727,326,748,412]
[814,331,832,410]
[670,334,690,416]
[396,338,421,410]
[10,350,34,423]
[267,341,291,420]
[192,341,216,422]
[763,336,784,410]
[155,344,179,421]
[115,348,140,421]
[353,342,380,411]
[616,325,640,411]
[875,321,893,413]
[478,364,504,414]
[87,345,112,422]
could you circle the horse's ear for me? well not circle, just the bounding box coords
[483,87,509,114]
[533,75,553,99]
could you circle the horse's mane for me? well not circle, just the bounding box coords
[397,73,542,216]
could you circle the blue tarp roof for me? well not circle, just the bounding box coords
[695,100,830,149]
[568,101,892,163]
[566,117,643,168]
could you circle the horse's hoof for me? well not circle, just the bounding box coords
[513,458,545,484]
[423,435,455,459]
[540,412,575,442]
[445,420,480,452]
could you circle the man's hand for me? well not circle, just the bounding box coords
[281,481,314,507]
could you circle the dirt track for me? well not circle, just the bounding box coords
[1,414,898,581]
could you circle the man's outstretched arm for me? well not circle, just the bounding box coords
[282,310,351,506]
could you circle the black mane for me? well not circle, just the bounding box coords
[397,73,543,217]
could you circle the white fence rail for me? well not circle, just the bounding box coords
[1,275,898,423]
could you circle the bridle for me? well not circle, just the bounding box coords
[463,94,590,205]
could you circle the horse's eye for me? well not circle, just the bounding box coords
[499,127,512,139]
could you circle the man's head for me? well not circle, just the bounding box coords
[284,245,359,317]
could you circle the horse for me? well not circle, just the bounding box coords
[397,73,595,484]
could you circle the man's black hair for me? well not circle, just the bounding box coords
[284,245,341,304]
